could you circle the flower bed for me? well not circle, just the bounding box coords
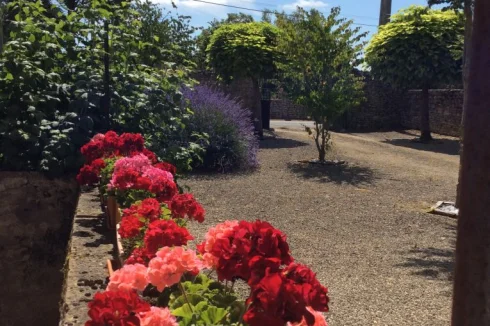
[77,131,330,326]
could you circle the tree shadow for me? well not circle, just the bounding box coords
[396,223,456,282]
[287,162,375,186]
[382,138,460,156]
[260,136,309,149]
[75,215,114,248]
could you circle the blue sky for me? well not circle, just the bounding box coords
[153,0,438,38]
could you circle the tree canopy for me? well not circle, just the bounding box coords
[194,12,254,70]
[206,22,281,83]
[365,5,463,89]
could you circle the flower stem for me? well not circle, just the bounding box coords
[178,282,194,314]
[239,302,251,326]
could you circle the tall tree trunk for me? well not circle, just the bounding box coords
[420,85,432,142]
[451,0,490,324]
[456,0,474,208]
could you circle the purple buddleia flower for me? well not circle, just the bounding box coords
[182,85,259,171]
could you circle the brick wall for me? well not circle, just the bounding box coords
[195,73,464,137]
[339,80,404,131]
[268,83,463,137]
[270,99,309,120]
[401,89,463,137]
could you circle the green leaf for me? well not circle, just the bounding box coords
[201,306,227,324]
[153,35,160,42]
[5,73,13,80]
[28,34,36,43]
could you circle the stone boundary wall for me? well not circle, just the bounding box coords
[268,86,463,137]
[0,172,79,325]
[401,89,463,137]
[270,99,309,120]
[194,72,463,137]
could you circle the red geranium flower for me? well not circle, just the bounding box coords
[154,162,177,175]
[168,193,205,222]
[244,263,329,326]
[144,220,193,255]
[283,263,329,313]
[125,247,153,266]
[141,148,158,164]
[76,158,106,186]
[118,215,145,239]
[85,290,150,326]
[118,133,145,154]
[123,198,162,223]
[210,220,293,283]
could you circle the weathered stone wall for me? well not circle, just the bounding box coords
[401,89,463,137]
[195,73,464,137]
[270,99,309,120]
[0,172,79,325]
[338,80,405,131]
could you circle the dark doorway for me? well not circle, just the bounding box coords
[261,100,271,130]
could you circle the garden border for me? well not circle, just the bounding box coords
[59,189,114,326]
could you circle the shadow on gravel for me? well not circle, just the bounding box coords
[398,247,454,281]
[397,224,456,282]
[382,138,460,156]
[287,162,375,186]
[260,136,309,149]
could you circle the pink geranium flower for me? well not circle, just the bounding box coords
[203,220,239,252]
[287,307,328,326]
[140,307,178,326]
[108,154,152,189]
[147,247,203,291]
[107,263,149,292]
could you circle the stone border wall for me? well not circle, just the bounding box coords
[270,99,309,120]
[401,89,463,137]
[194,73,463,137]
[59,190,113,326]
[0,172,79,325]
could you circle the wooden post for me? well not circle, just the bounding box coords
[451,0,490,324]
[379,0,392,26]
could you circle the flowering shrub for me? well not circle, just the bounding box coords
[182,85,259,172]
[80,132,329,326]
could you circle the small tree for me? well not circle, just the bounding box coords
[365,6,463,141]
[275,7,365,162]
[206,22,281,136]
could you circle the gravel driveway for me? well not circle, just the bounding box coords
[183,129,459,326]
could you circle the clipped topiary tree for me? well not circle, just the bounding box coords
[206,22,281,137]
[365,5,463,142]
